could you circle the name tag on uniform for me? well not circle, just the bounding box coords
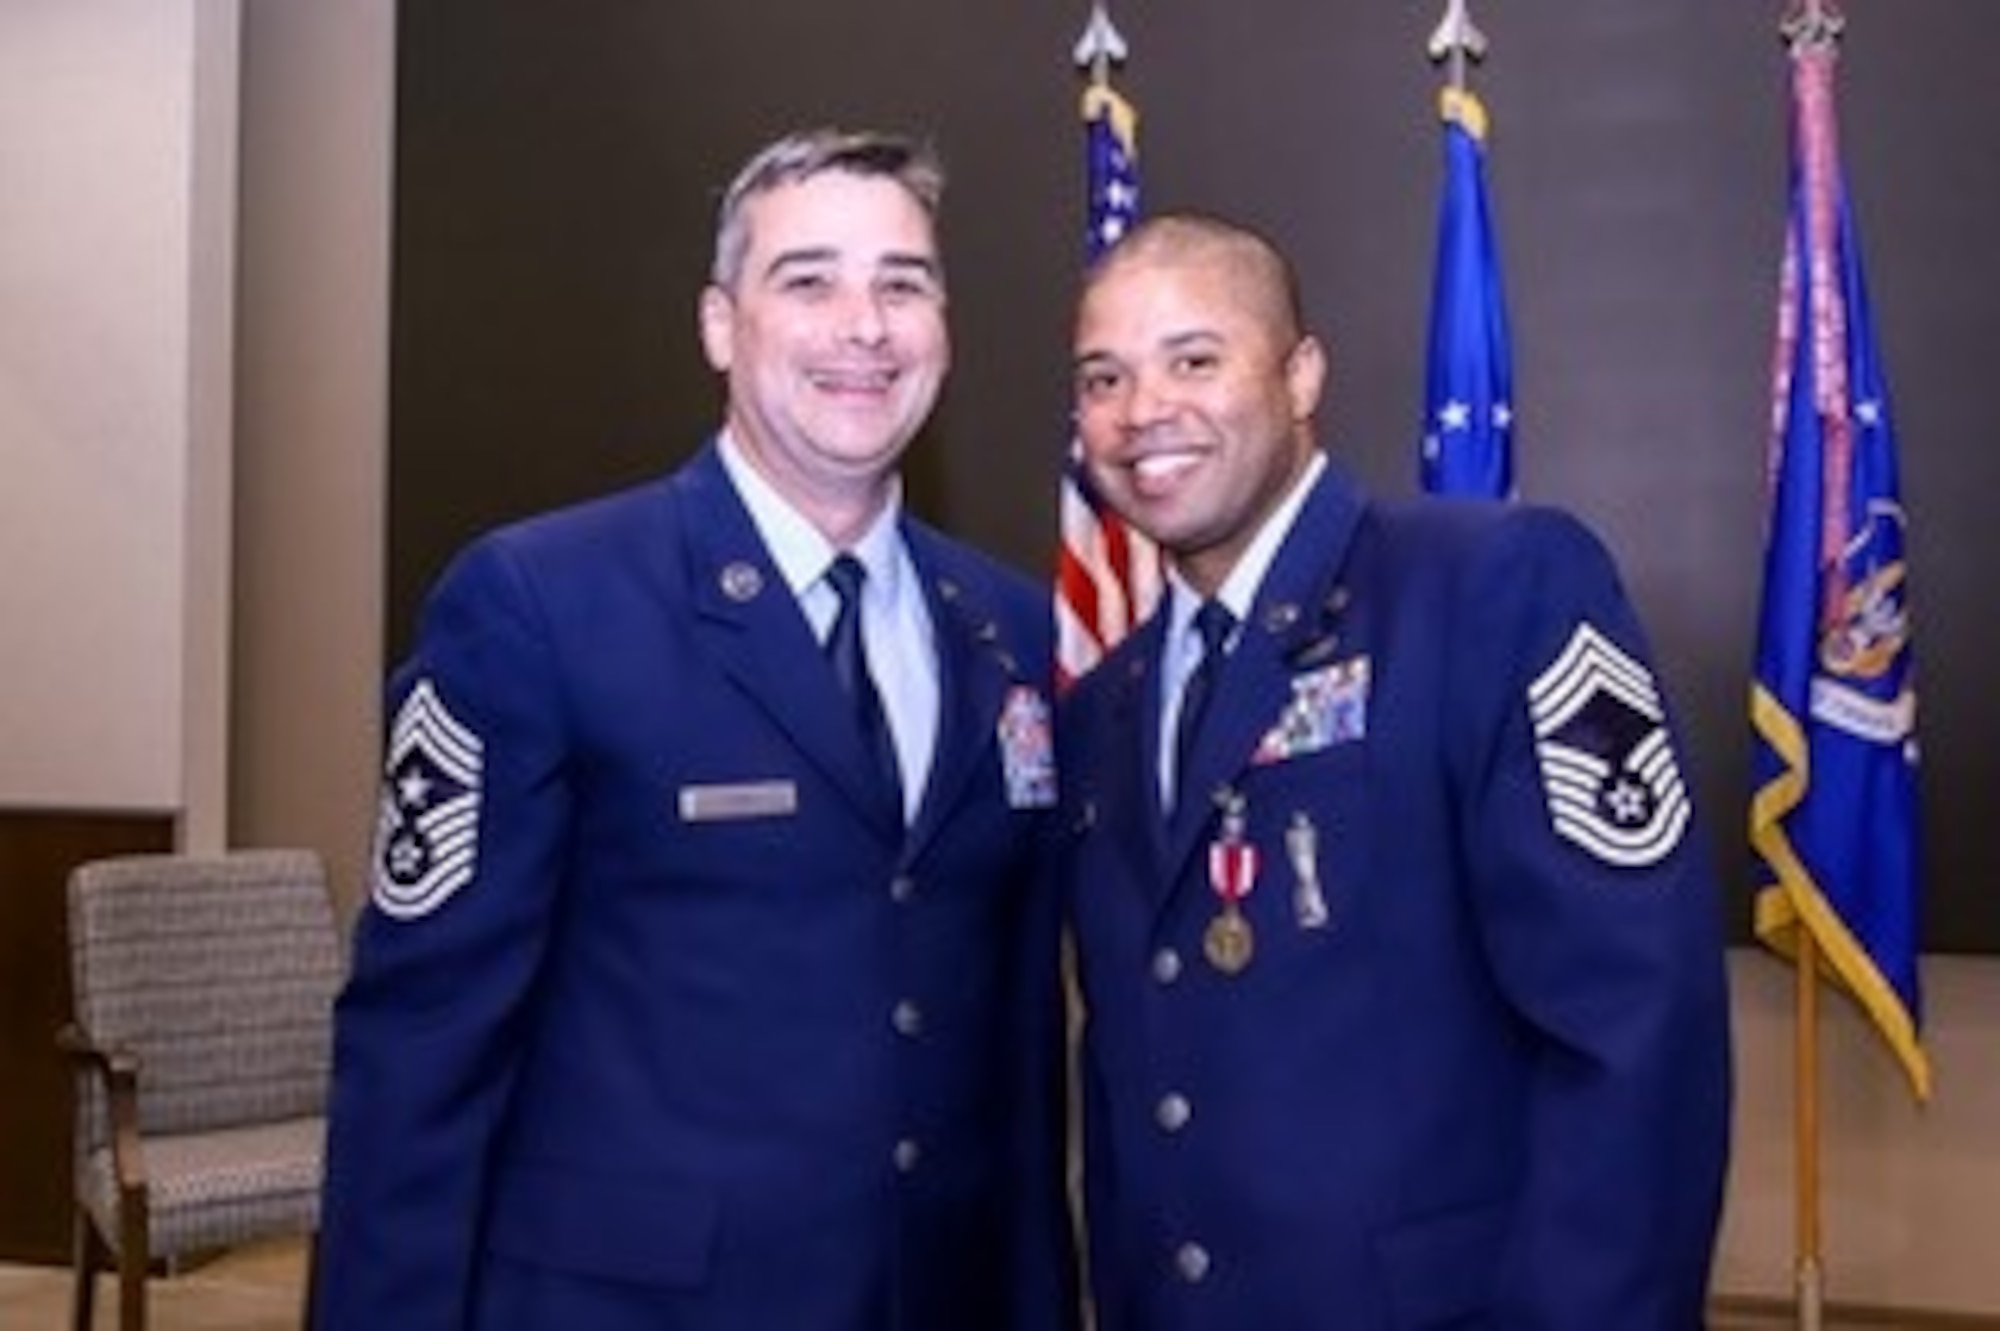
[677,780,798,822]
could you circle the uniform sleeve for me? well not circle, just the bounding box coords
[314,536,572,1330]
[1448,508,1732,1330]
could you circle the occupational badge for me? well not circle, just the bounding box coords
[1527,623,1691,868]
[1203,791,1259,974]
[997,684,1057,809]
[1285,812,1330,930]
[372,678,483,920]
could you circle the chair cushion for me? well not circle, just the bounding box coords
[81,1116,325,1256]
[67,850,342,1140]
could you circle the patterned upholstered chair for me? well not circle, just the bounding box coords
[55,848,343,1331]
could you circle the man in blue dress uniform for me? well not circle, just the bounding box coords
[1059,213,1731,1328]
[314,129,1074,1331]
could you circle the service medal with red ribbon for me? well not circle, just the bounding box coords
[1203,793,1258,974]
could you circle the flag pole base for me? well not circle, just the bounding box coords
[1796,1255,1824,1331]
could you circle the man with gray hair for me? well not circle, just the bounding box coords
[316,127,1076,1331]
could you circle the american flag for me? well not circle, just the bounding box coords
[1055,79,1161,688]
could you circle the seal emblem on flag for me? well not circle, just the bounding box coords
[372,678,483,919]
[1527,623,1690,868]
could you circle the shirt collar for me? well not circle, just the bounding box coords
[718,431,906,599]
[1166,449,1327,644]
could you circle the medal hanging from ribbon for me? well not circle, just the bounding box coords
[1203,793,1258,974]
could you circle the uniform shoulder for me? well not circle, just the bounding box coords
[1369,493,1611,565]
[426,477,676,607]
[482,477,676,557]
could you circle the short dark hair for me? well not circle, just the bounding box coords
[711,128,945,289]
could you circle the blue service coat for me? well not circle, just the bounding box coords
[1059,463,1731,1330]
[315,442,1075,1330]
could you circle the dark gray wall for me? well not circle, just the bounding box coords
[390,0,1999,950]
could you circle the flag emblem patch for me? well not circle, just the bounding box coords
[372,679,483,919]
[1527,624,1690,868]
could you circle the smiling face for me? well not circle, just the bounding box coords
[699,169,948,539]
[1072,222,1325,596]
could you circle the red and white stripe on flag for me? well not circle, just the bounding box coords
[1056,453,1161,687]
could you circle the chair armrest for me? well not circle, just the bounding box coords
[55,1023,149,1198]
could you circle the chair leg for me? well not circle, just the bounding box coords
[116,1245,146,1331]
[301,1231,322,1331]
[116,1193,148,1331]
[69,1207,98,1331]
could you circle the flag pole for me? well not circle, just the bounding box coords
[1794,929,1823,1331]
[1756,0,1931,1319]
[1776,4,1842,1327]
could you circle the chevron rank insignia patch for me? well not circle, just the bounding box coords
[372,678,483,919]
[1526,623,1690,868]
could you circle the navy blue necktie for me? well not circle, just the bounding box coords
[1173,599,1235,809]
[824,554,902,808]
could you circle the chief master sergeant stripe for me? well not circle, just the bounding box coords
[372,679,484,919]
[1527,623,1691,869]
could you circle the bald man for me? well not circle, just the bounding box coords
[1058,213,1731,1329]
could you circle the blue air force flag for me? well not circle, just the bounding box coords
[1750,38,1928,1100]
[1420,88,1514,499]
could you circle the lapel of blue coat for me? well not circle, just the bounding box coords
[1158,465,1369,893]
[1091,615,1172,888]
[673,445,903,836]
[902,524,1021,859]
